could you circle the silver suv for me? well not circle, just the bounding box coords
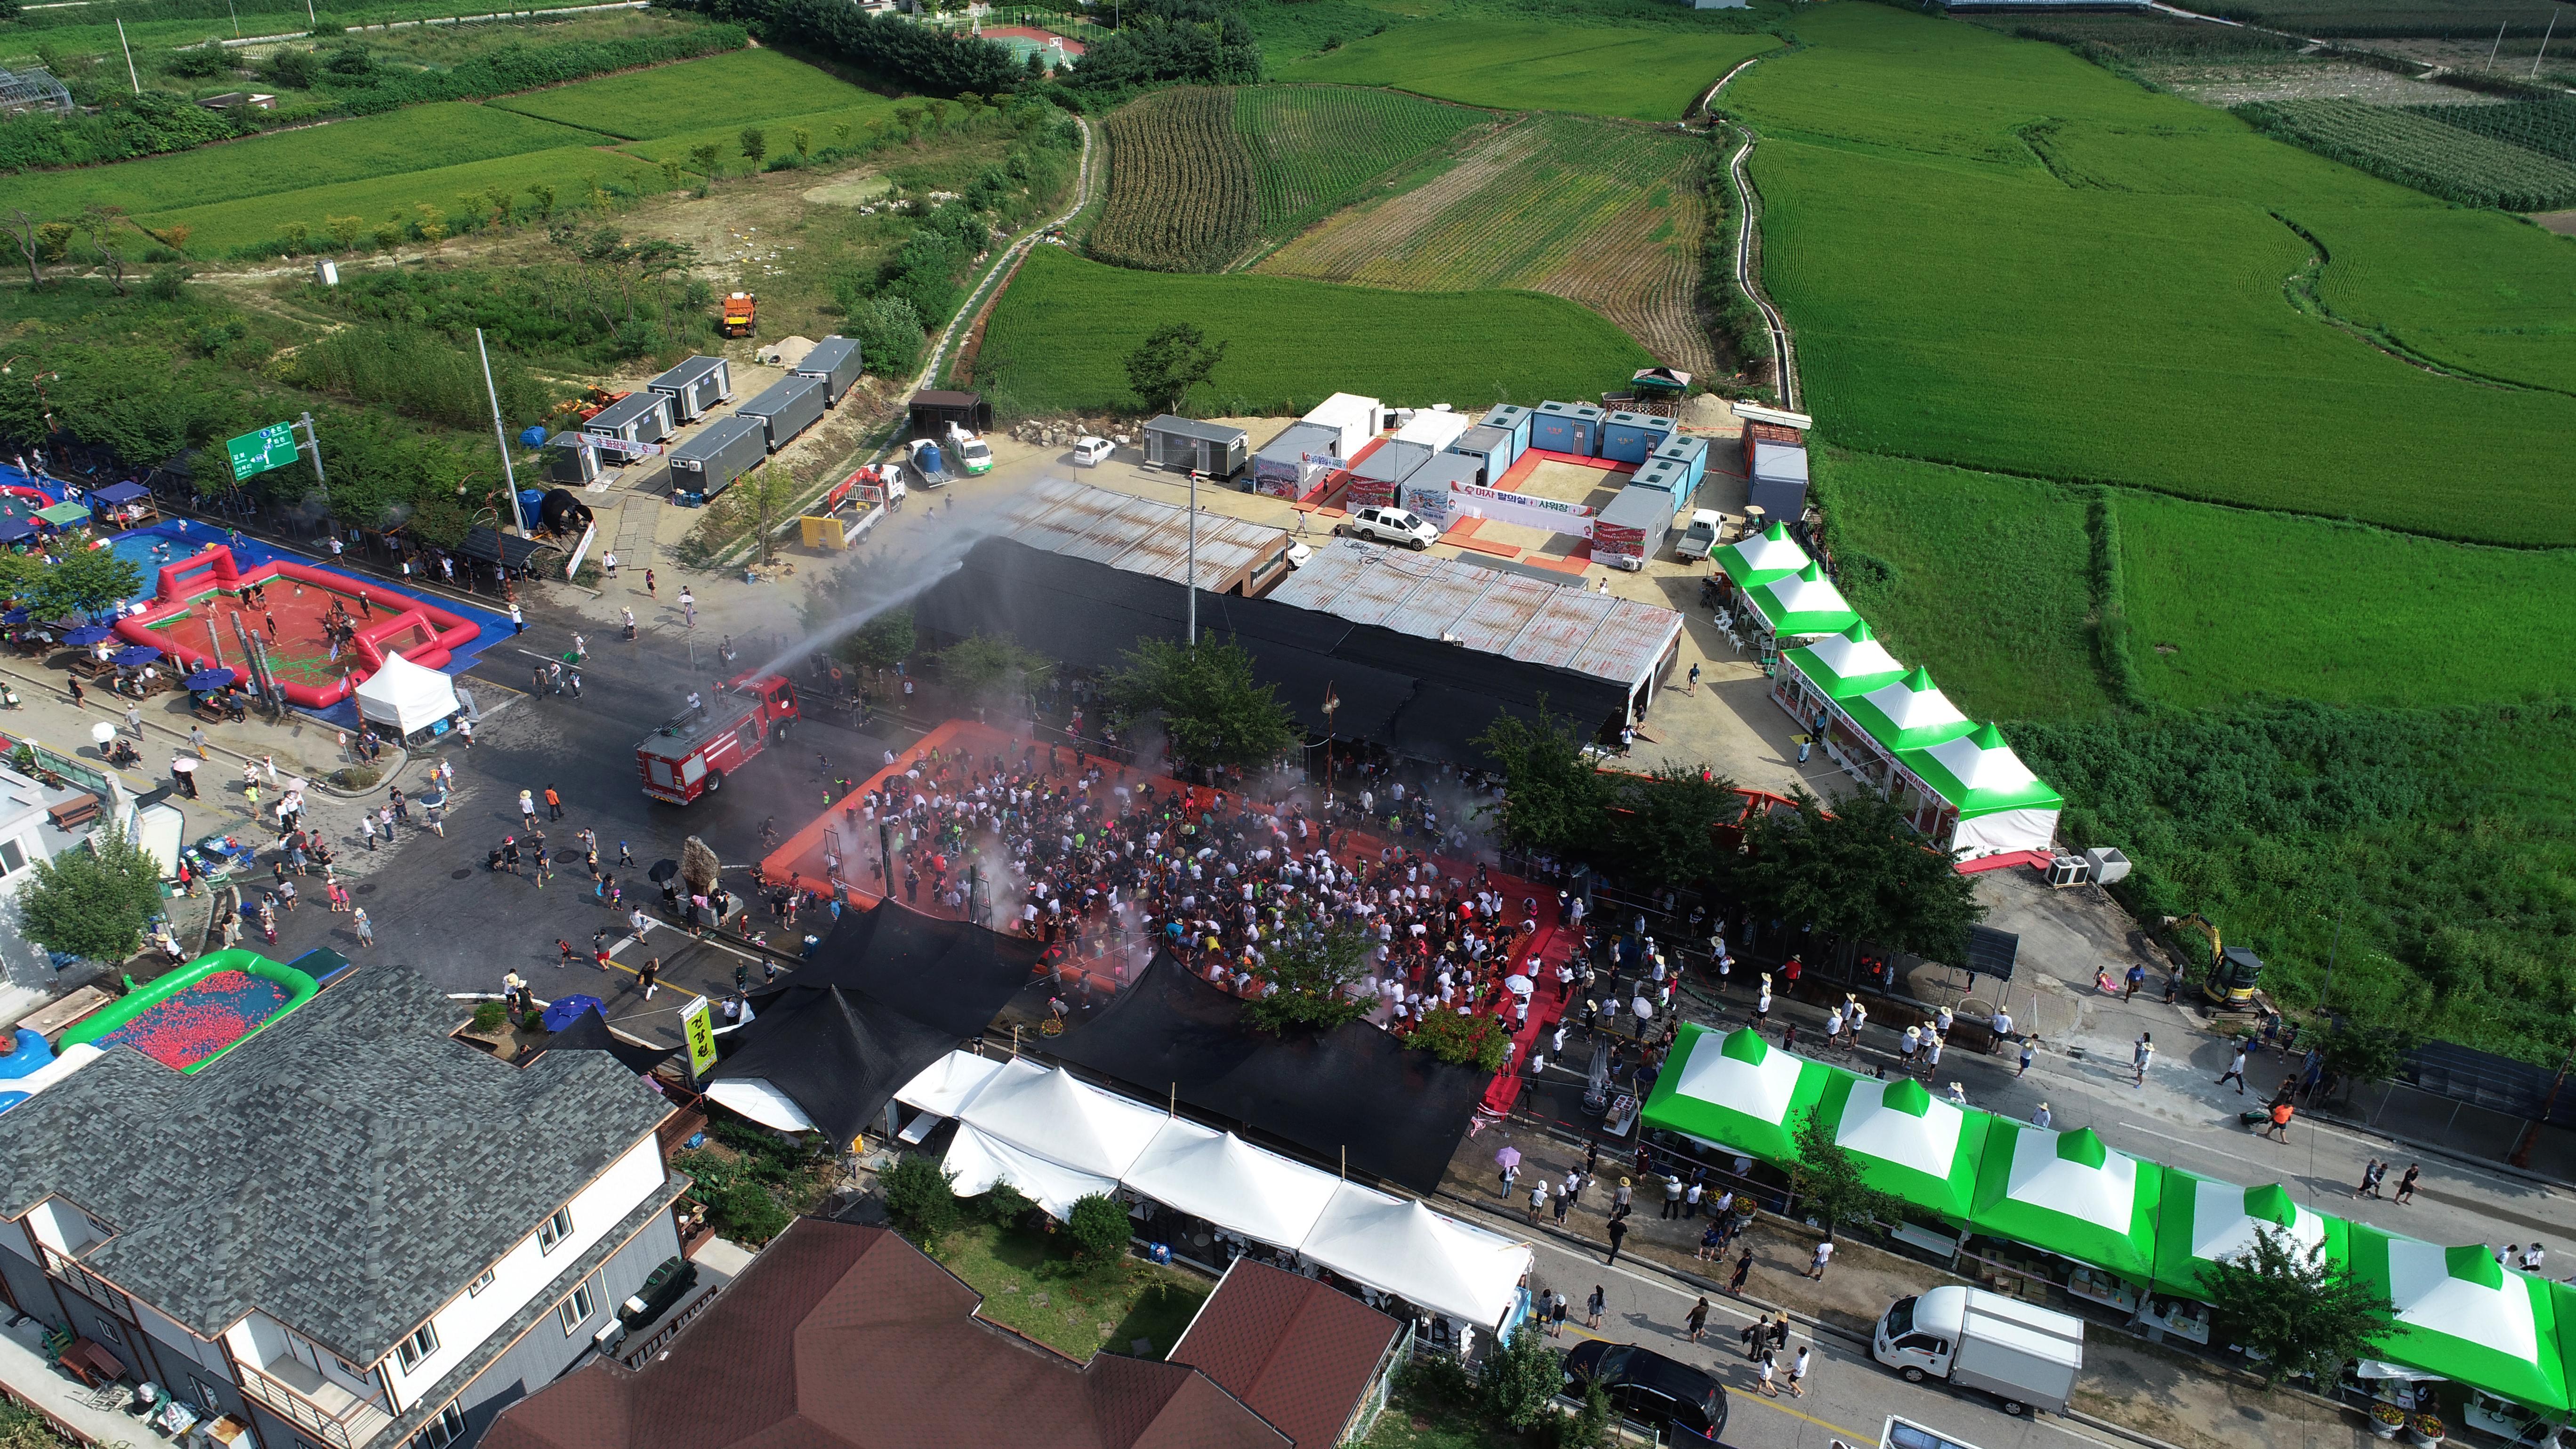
[1340,504,1439,550]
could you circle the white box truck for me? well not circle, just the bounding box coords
[1872,1287,2082,1417]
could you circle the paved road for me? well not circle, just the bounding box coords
[1448,1189,2242,1449]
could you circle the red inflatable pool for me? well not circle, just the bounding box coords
[113,546,478,708]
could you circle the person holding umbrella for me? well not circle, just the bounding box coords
[1495,1144,1521,1198]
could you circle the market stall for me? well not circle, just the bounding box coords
[1711,523,1811,592]
[1811,1073,1991,1238]
[1739,563,1860,668]
[1773,622,1910,786]
[1897,723,2067,862]
[2146,1175,2343,1345]
[1123,1119,1341,1257]
[957,1063,1165,1183]
[1296,1181,1529,1334]
[1640,1024,1830,1164]
[350,650,463,744]
[1967,1123,2163,1310]
[2347,1230,2569,1414]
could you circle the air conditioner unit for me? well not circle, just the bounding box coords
[591,1320,628,1354]
[2045,855,2091,888]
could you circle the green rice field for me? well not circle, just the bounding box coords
[0,103,595,220]
[976,245,1651,415]
[1236,84,1490,242]
[2309,206,2576,394]
[2115,491,2576,710]
[1729,4,2576,547]
[1273,22,1778,121]
[487,48,871,140]
[622,98,906,172]
[1811,453,2110,722]
[137,144,668,253]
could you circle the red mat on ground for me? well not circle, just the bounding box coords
[757,719,1574,1104]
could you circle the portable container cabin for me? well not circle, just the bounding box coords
[1651,434,1710,492]
[1444,427,1507,485]
[1251,421,1343,500]
[1600,410,1676,465]
[795,336,863,406]
[1300,393,1385,463]
[1530,400,1605,456]
[1628,458,1695,522]
[1391,407,1472,454]
[584,390,676,448]
[1354,439,1433,490]
[737,373,829,453]
[1481,404,1534,464]
[1748,441,1811,524]
[1591,486,1675,571]
[1396,451,1482,527]
[667,415,768,503]
[542,433,604,487]
[1142,415,1250,478]
[908,389,992,440]
[647,355,731,423]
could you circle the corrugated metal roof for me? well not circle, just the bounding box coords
[1451,572,1560,653]
[1323,549,1441,628]
[1147,414,1248,445]
[1121,512,1274,591]
[1047,493,1167,565]
[1377,564,1496,640]
[1266,539,1378,611]
[1566,597,1683,686]
[1001,481,1288,594]
[1507,589,1619,669]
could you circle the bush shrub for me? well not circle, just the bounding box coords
[880,1153,962,1241]
[1064,1191,1132,1268]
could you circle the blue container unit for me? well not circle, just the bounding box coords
[1481,404,1534,467]
[1651,434,1710,493]
[1599,410,1676,465]
[1627,458,1695,523]
[1530,400,1605,457]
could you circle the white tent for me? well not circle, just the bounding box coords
[1121,1119,1339,1251]
[353,650,460,736]
[944,1124,1121,1219]
[705,1078,817,1133]
[958,1064,1165,1180]
[895,1049,1023,1118]
[1296,1181,1529,1330]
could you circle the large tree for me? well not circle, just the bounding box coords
[1123,322,1226,414]
[935,633,1051,705]
[22,549,144,623]
[1470,700,1613,858]
[1240,924,1374,1034]
[2203,1225,2392,1386]
[16,823,164,963]
[1731,788,1985,963]
[1789,1109,1903,1236]
[1101,635,1297,769]
[1607,765,1741,894]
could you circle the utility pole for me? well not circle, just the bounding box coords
[115,20,139,94]
[1185,468,1198,644]
[475,328,519,532]
[295,411,325,489]
[2487,19,2506,69]
[2535,8,2558,79]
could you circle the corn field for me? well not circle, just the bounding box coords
[1088,87,1258,273]
[2235,98,2576,211]
[2405,98,2576,168]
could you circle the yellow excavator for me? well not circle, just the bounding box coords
[2165,913,2264,1007]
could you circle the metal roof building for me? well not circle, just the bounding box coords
[1001,478,1294,597]
[1269,539,1683,709]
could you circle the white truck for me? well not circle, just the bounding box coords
[1872,1287,2083,1417]
[1675,508,1723,562]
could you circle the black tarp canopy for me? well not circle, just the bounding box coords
[708,903,1044,1142]
[1043,954,1488,1193]
[456,525,561,570]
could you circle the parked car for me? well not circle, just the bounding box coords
[946,425,993,475]
[1675,508,1723,561]
[1564,1341,1728,1441]
[1339,504,1439,550]
[1286,540,1312,569]
[1071,436,1114,467]
[619,1255,700,1332]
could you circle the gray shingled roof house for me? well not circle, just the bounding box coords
[0,966,690,1449]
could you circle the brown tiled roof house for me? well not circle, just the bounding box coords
[1169,1259,1405,1449]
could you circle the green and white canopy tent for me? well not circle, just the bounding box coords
[1843,666,1977,754]
[1812,1072,1992,1223]
[1745,563,1860,641]
[1713,522,1812,590]
[1781,621,1908,701]
[2149,1172,2346,1301]
[1641,1024,1830,1166]
[2348,1232,2568,1412]
[1970,1122,2164,1285]
[1897,723,2067,861]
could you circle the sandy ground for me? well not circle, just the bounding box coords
[2150,57,2506,105]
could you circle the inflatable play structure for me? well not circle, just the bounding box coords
[112,545,479,709]
[61,948,322,1073]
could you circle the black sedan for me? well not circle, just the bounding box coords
[1564,1339,1729,1440]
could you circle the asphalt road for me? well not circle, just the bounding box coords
[243,583,908,1048]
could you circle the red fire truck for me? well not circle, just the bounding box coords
[636,671,800,804]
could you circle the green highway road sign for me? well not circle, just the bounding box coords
[226,422,298,482]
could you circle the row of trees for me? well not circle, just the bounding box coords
[1475,703,1986,966]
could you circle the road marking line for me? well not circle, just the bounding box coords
[1733,1392,1870,1440]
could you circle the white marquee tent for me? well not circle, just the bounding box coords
[945,1124,1121,1219]
[1122,1119,1342,1253]
[1296,1180,1530,1329]
[957,1063,1166,1180]
[352,650,462,738]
